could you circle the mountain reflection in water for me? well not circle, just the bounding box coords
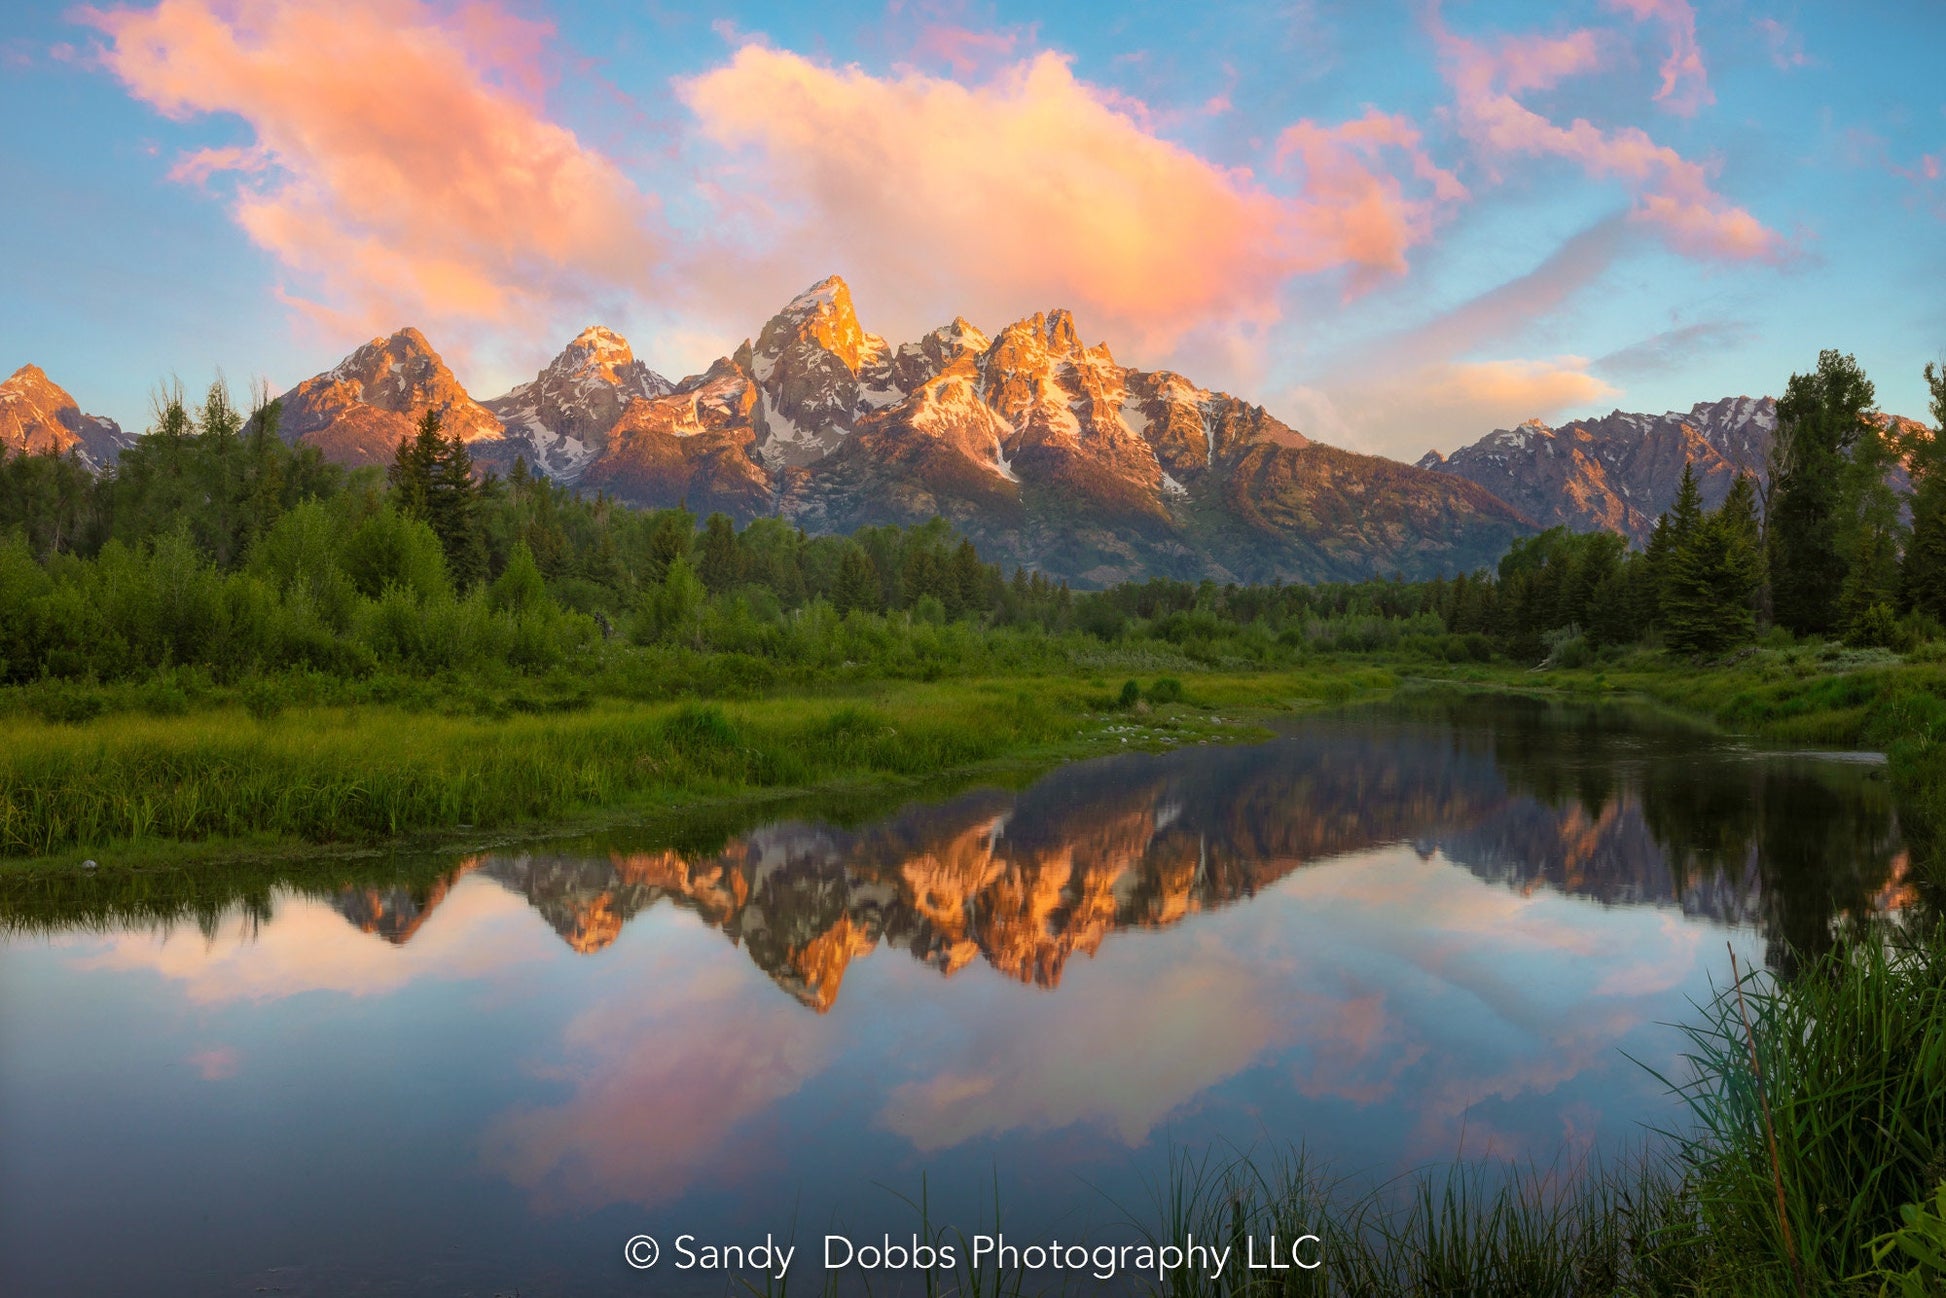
[1,696,1922,1298]
[335,698,1910,1008]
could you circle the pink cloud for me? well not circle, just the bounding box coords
[1605,0,1712,115]
[1753,17,1814,71]
[678,47,1459,351]
[1434,356,1617,411]
[1894,153,1943,184]
[1274,108,1467,285]
[1432,8,1783,262]
[82,0,660,346]
[908,23,1021,78]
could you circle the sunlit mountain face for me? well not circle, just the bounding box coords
[330,698,1909,1009]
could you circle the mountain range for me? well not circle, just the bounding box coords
[1420,399,1927,544]
[2,279,1927,583]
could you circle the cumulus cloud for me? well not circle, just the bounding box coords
[1431,5,1782,262]
[677,46,1460,352]
[82,0,661,347]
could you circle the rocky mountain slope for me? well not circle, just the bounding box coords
[481,325,671,480]
[0,364,133,469]
[275,327,504,468]
[273,276,1534,585]
[1420,397,1925,544]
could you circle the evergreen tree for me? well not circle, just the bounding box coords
[389,409,441,521]
[489,541,548,615]
[633,555,703,647]
[644,510,693,581]
[241,390,287,551]
[948,539,987,618]
[833,543,882,614]
[429,423,485,588]
[1900,362,1946,622]
[1663,480,1761,657]
[1768,351,1878,635]
[697,513,741,593]
[1840,525,1900,643]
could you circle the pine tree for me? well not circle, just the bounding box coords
[644,510,692,581]
[697,513,741,593]
[1768,351,1877,636]
[241,391,286,551]
[429,423,485,588]
[1900,362,1946,622]
[949,539,986,618]
[1840,525,1899,644]
[633,555,704,647]
[1663,481,1761,657]
[832,544,881,614]
[389,409,441,520]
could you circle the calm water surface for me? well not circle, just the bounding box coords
[0,697,1913,1296]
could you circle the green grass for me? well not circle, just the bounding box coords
[1656,926,1946,1295]
[0,668,1397,870]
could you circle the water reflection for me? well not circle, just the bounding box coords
[319,698,1907,1010]
[0,697,1918,1297]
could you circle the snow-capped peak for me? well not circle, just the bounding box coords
[781,274,851,318]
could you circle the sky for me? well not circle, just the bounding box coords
[1,0,1942,462]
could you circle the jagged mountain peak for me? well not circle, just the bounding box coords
[538,324,665,390]
[476,324,673,479]
[324,326,444,385]
[930,317,991,352]
[756,274,884,375]
[0,362,133,469]
[278,326,502,467]
[782,274,852,315]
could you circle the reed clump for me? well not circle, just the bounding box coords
[1140,924,1946,1297]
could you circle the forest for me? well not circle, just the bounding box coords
[2,350,1943,716]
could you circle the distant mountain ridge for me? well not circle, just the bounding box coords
[1421,397,1926,543]
[266,276,1534,585]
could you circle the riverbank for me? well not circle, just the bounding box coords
[4,646,1942,885]
[0,666,1396,875]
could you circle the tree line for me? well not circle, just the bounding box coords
[1,349,1943,700]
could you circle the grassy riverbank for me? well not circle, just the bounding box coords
[0,665,1394,872]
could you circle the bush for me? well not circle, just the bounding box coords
[1117,679,1141,708]
[241,677,288,722]
[30,680,106,724]
[1148,676,1185,704]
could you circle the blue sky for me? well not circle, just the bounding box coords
[1,0,1940,459]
